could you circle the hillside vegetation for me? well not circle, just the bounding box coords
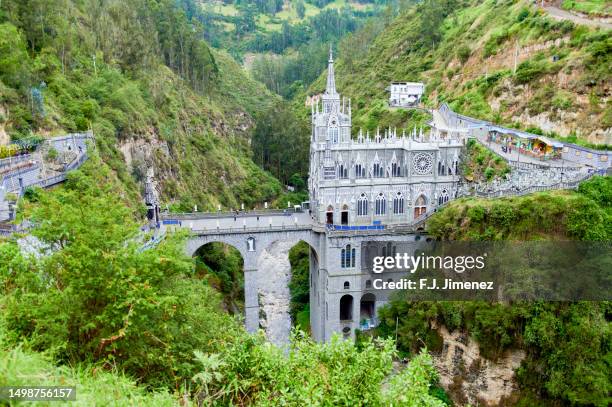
[0,0,288,211]
[428,175,612,240]
[307,0,611,145]
[561,0,611,17]
[372,176,612,406]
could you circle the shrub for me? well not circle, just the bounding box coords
[457,45,471,64]
[514,60,549,84]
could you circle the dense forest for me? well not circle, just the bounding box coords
[372,176,612,405]
[0,0,313,209]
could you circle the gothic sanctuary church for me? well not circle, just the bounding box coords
[308,50,462,227]
[307,50,463,341]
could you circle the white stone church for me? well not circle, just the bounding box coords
[308,50,462,228]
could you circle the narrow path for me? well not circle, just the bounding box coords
[543,6,611,30]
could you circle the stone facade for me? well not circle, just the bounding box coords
[307,51,461,341]
[308,51,462,227]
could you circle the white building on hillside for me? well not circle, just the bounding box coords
[388,82,425,107]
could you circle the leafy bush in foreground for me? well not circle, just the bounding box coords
[191,332,445,406]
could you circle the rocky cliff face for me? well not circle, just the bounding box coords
[0,105,9,146]
[256,240,294,347]
[433,324,525,406]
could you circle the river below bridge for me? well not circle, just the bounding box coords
[256,240,294,346]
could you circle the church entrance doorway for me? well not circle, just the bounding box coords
[341,205,349,225]
[414,195,427,219]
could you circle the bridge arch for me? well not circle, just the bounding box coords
[193,241,245,316]
[185,229,322,343]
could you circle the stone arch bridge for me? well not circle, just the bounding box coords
[158,209,431,343]
[166,211,323,336]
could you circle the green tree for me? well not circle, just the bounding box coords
[1,155,240,388]
[296,0,306,19]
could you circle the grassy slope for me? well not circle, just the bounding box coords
[305,0,610,145]
[427,175,611,240]
[0,339,178,406]
[155,49,284,211]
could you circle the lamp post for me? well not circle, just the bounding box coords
[561,160,564,185]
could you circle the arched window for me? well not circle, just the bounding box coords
[344,281,350,289]
[365,280,372,289]
[393,192,404,214]
[391,162,401,177]
[357,194,368,216]
[341,244,356,268]
[338,164,348,179]
[441,189,449,204]
[355,164,366,178]
[372,162,385,178]
[360,293,376,322]
[375,193,386,215]
[328,126,338,143]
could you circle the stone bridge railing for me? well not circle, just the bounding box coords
[190,224,313,236]
[161,208,304,220]
[466,171,595,199]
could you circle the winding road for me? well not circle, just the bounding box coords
[543,6,611,30]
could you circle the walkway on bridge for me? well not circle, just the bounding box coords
[160,210,315,234]
[0,132,93,223]
[473,132,577,168]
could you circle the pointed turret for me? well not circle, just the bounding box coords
[325,45,337,96]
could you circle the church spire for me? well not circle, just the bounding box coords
[325,45,337,96]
